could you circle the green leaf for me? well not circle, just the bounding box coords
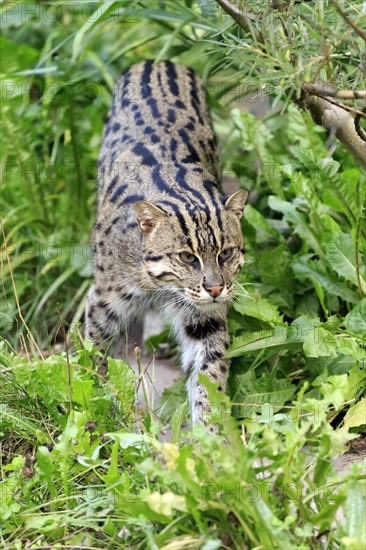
[319,374,350,405]
[309,275,328,317]
[36,446,57,500]
[106,432,148,449]
[72,378,94,408]
[228,326,302,358]
[72,1,119,62]
[257,244,293,291]
[233,288,284,325]
[343,398,366,430]
[244,205,282,244]
[303,327,338,358]
[324,233,366,293]
[145,491,186,516]
[171,401,187,444]
[292,256,359,304]
[107,357,136,409]
[344,299,366,336]
[335,337,365,360]
[268,196,317,245]
[231,109,272,149]
[344,480,366,544]
[0,403,48,443]
[231,370,296,416]
[322,168,362,226]
[0,36,38,73]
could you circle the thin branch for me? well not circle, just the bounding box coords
[321,97,366,118]
[331,0,366,42]
[303,93,366,169]
[214,0,263,42]
[302,83,366,100]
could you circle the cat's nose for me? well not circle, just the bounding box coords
[204,284,224,298]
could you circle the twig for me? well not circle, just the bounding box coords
[331,0,366,42]
[302,83,366,106]
[318,97,366,119]
[214,0,263,42]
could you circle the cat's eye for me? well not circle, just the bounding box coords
[219,248,234,261]
[179,252,197,264]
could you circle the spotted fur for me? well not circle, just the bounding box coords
[86,60,247,428]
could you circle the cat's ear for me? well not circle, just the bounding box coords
[224,189,248,219]
[134,200,166,234]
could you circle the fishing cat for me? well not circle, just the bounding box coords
[85,60,247,428]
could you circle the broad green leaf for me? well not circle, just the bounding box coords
[286,104,324,150]
[36,446,57,500]
[255,498,293,548]
[335,337,365,360]
[25,514,63,533]
[320,374,350,406]
[231,370,295,416]
[322,169,362,226]
[268,196,317,245]
[257,244,294,291]
[0,36,38,73]
[227,326,302,358]
[107,357,136,408]
[303,327,338,358]
[233,289,284,325]
[343,480,366,544]
[310,275,328,316]
[106,432,147,449]
[343,398,366,430]
[72,378,94,408]
[344,299,366,336]
[146,491,186,516]
[324,233,366,293]
[293,256,359,304]
[244,204,282,243]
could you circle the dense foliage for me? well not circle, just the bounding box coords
[1,1,365,548]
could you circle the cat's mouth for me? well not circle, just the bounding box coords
[182,288,230,310]
[194,297,229,310]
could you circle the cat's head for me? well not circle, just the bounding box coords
[134,189,248,310]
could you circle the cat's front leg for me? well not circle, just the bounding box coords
[179,313,230,428]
